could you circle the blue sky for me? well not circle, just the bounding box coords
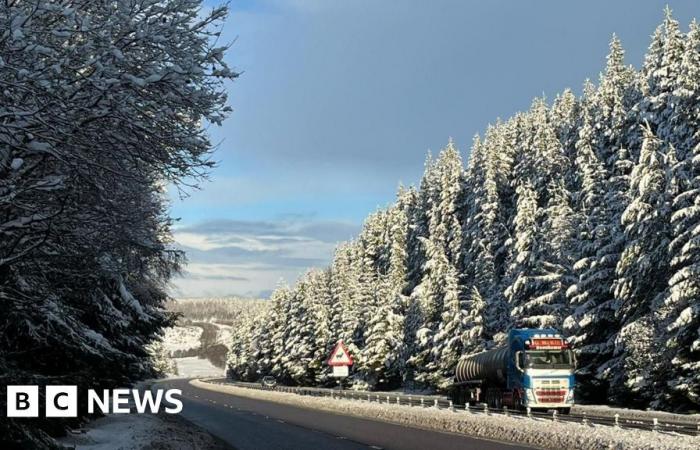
[169,0,699,298]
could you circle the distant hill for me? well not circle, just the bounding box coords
[162,297,270,369]
[166,297,269,324]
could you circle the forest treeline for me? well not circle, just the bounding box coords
[167,297,269,324]
[227,10,700,412]
[0,2,234,447]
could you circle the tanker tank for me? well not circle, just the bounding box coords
[455,346,510,384]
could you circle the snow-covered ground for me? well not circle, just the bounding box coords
[162,326,203,355]
[193,380,699,450]
[172,357,225,378]
[574,403,700,424]
[214,323,232,348]
[57,413,228,450]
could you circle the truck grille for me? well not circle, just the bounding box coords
[535,388,567,403]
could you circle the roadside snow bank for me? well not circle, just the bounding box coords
[192,380,698,450]
[56,412,228,450]
[573,404,700,424]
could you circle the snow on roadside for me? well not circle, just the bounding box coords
[162,326,203,355]
[172,357,224,378]
[192,380,699,450]
[56,412,228,450]
[573,403,700,424]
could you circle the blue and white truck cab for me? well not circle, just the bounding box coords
[509,328,576,411]
[451,328,576,413]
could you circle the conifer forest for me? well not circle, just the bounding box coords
[227,11,700,412]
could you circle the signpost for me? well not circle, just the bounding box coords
[332,365,349,377]
[327,340,353,389]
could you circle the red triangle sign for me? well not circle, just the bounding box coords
[327,340,353,366]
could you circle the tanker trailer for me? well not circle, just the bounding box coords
[449,328,576,414]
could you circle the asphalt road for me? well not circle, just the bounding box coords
[157,378,535,450]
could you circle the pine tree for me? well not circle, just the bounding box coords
[669,20,700,162]
[564,106,620,401]
[429,260,466,389]
[308,270,334,385]
[551,89,581,183]
[428,140,465,267]
[360,278,405,389]
[640,7,685,146]
[462,287,488,354]
[462,128,511,340]
[284,276,317,385]
[507,179,575,328]
[504,181,539,326]
[609,125,672,405]
[597,34,638,169]
[656,21,700,409]
[268,286,294,382]
[1,2,235,445]
[407,237,446,387]
[388,190,413,380]
[661,141,700,408]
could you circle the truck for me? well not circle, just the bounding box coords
[449,328,576,414]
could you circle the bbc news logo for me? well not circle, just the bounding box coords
[6,386,182,418]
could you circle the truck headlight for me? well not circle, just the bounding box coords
[526,389,536,403]
[565,389,574,403]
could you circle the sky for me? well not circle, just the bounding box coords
[169,0,699,298]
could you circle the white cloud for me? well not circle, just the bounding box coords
[169,217,359,298]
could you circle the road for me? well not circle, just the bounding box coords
[157,378,534,450]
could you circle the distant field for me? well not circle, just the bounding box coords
[161,297,270,369]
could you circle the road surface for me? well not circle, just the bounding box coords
[158,378,534,450]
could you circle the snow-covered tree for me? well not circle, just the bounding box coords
[504,181,539,326]
[462,287,488,354]
[639,7,685,146]
[224,10,700,410]
[655,21,700,408]
[147,339,178,377]
[360,278,405,389]
[609,125,672,404]
[1,1,235,446]
[429,261,466,389]
[564,105,620,401]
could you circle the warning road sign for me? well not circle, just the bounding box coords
[327,340,353,366]
[332,365,349,377]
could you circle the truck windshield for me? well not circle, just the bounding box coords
[522,350,573,369]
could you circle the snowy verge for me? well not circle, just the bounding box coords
[192,380,699,450]
[573,404,700,424]
[56,412,229,450]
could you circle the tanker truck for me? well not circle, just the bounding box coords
[449,328,576,414]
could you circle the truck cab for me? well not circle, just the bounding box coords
[450,327,576,414]
[508,328,576,412]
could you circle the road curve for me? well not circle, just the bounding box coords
[157,378,535,450]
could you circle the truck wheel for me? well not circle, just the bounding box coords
[513,391,525,411]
